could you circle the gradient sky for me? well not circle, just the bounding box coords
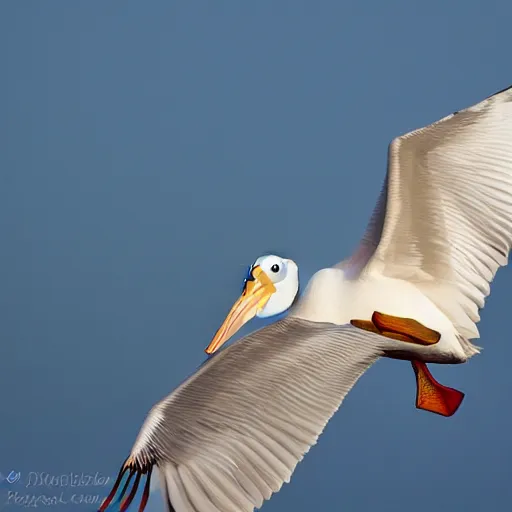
[1,1,512,511]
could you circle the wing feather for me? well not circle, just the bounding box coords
[344,85,512,339]
[103,318,391,512]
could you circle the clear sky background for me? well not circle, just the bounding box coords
[1,1,512,511]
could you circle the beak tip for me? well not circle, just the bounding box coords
[204,342,218,355]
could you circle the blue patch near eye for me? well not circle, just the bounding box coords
[241,265,254,293]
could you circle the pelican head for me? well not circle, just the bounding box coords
[204,254,299,355]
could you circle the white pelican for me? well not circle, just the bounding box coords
[99,85,512,512]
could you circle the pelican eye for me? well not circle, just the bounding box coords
[271,264,280,273]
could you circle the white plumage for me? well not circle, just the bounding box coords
[344,86,512,341]
[100,85,512,512]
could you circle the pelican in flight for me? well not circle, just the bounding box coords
[100,85,512,512]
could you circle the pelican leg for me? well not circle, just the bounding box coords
[349,319,381,335]
[349,317,433,345]
[411,360,464,417]
[372,311,440,345]
[350,314,464,417]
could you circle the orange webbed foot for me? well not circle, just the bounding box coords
[412,360,465,417]
[372,311,441,346]
[350,314,464,417]
[350,313,440,346]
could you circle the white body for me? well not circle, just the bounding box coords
[291,86,512,366]
[292,268,471,363]
[103,85,512,512]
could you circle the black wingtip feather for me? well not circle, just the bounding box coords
[138,466,153,512]
[120,471,142,512]
[98,455,156,512]
[97,458,130,512]
[115,469,135,506]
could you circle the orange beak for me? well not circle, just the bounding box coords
[204,265,276,355]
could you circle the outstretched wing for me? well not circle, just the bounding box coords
[99,318,393,512]
[343,85,512,339]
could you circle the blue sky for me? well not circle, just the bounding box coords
[1,1,511,511]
